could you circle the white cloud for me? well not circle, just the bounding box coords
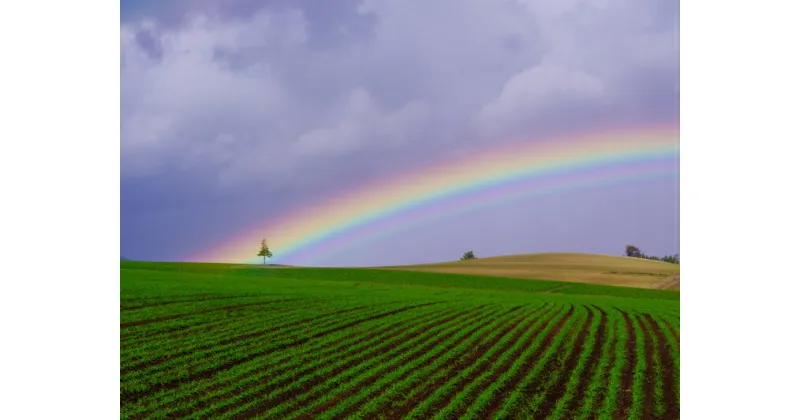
[290,88,430,157]
[476,60,607,137]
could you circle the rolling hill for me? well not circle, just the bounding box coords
[378,252,680,290]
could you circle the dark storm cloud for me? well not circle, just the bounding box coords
[123,0,378,49]
[120,0,679,261]
[133,28,164,60]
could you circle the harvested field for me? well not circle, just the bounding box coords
[121,261,679,419]
[379,252,681,290]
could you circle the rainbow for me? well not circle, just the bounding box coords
[192,125,679,265]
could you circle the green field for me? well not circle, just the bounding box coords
[120,261,679,419]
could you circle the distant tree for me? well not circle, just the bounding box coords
[661,254,680,264]
[460,250,477,261]
[257,238,273,264]
[625,245,642,258]
[624,244,679,264]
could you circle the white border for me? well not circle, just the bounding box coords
[1,0,798,417]
[682,0,800,418]
[0,1,119,417]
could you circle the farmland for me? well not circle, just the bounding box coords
[121,261,679,419]
[380,252,681,290]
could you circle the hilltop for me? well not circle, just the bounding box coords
[378,252,680,290]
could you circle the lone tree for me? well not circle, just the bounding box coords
[625,245,642,258]
[257,238,273,264]
[460,250,477,261]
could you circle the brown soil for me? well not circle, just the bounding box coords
[384,304,542,418]
[660,317,680,345]
[482,304,575,418]
[297,306,515,418]
[222,306,483,418]
[120,302,441,405]
[563,305,609,416]
[120,313,187,329]
[120,298,309,329]
[614,308,637,420]
[586,314,618,414]
[120,292,216,306]
[635,315,656,419]
[644,314,680,420]
[536,306,595,418]
[122,306,301,368]
[121,305,368,376]
[158,307,466,419]
[120,294,276,311]
[354,306,530,418]
[121,302,316,348]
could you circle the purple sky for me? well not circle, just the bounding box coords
[120,0,679,265]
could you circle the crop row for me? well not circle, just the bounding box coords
[122,302,437,403]
[125,302,473,418]
[121,301,679,419]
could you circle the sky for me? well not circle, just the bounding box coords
[120,0,679,266]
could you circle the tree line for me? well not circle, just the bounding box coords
[625,245,679,264]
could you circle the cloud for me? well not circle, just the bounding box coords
[290,88,431,157]
[120,0,679,260]
[121,13,294,178]
[475,60,608,138]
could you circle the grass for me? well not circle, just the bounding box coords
[120,260,679,419]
